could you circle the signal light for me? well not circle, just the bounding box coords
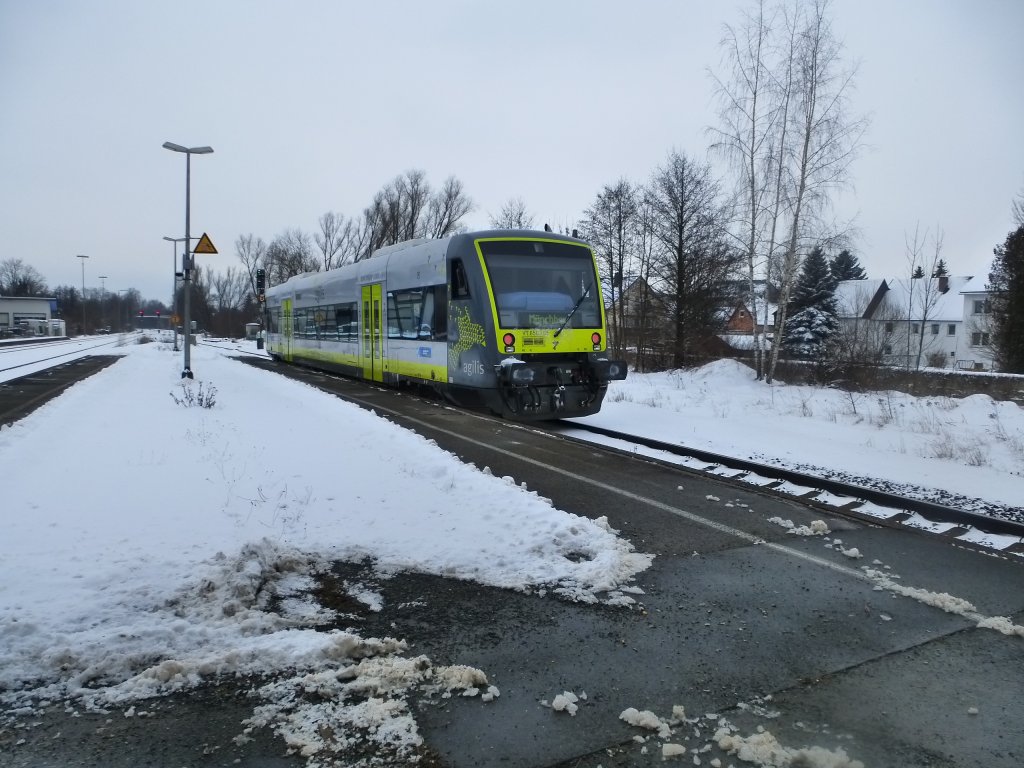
[502,332,515,352]
[592,332,602,351]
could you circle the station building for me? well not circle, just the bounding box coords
[0,296,65,337]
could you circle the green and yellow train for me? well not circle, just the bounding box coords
[264,229,627,420]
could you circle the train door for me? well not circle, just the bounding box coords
[282,298,293,362]
[360,284,384,382]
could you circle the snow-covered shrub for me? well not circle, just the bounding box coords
[170,380,217,409]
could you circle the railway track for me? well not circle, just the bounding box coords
[0,356,123,427]
[0,337,123,377]
[549,420,1024,553]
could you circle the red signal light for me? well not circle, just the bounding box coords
[591,332,601,344]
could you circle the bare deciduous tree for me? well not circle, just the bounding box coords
[490,197,535,230]
[425,176,473,239]
[1013,184,1024,228]
[267,228,318,284]
[0,258,49,296]
[581,179,638,359]
[235,233,267,296]
[315,212,353,270]
[358,171,473,259]
[646,151,737,368]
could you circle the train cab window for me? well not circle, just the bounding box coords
[452,260,470,299]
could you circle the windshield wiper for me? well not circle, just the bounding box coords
[553,284,591,338]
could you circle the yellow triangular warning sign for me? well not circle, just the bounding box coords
[193,232,218,254]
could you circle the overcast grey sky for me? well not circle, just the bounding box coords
[2,0,1022,305]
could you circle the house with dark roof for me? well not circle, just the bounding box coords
[834,275,995,370]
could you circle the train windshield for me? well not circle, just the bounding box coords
[480,240,601,331]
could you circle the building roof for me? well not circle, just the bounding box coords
[835,276,980,322]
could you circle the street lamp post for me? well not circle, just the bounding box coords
[98,275,108,330]
[162,141,213,378]
[118,289,129,332]
[75,254,89,335]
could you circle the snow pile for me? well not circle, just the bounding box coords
[619,706,675,739]
[551,691,580,716]
[861,566,977,615]
[241,654,494,765]
[768,518,831,536]
[617,701,864,768]
[714,724,864,768]
[0,340,653,759]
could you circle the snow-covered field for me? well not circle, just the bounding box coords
[583,360,1024,518]
[1,333,1021,766]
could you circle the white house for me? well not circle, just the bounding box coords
[834,275,995,370]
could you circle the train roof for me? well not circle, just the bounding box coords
[265,229,591,297]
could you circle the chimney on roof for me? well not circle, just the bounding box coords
[938,275,949,293]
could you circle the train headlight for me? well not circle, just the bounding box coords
[510,366,535,383]
[502,332,515,353]
[592,359,628,381]
[591,332,602,351]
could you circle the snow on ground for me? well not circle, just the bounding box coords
[2,336,1022,764]
[583,359,1024,516]
[0,334,651,762]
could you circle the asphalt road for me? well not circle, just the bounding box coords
[2,358,1022,767]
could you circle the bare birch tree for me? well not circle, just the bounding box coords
[765,0,868,383]
[709,0,780,378]
[904,224,946,370]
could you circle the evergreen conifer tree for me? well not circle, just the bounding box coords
[782,247,839,358]
[989,225,1024,373]
[932,259,949,277]
[912,265,925,279]
[829,249,867,281]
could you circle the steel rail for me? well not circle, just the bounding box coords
[557,421,1024,540]
[0,339,123,375]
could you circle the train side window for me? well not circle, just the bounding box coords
[335,303,357,340]
[452,260,470,299]
[388,289,426,339]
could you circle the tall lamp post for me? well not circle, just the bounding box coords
[163,235,189,351]
[97,275,108,330]
[162,141,213,378]
[118,289,129,332]
[75,254,89,335]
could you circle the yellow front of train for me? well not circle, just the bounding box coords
[472,234,627,418]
